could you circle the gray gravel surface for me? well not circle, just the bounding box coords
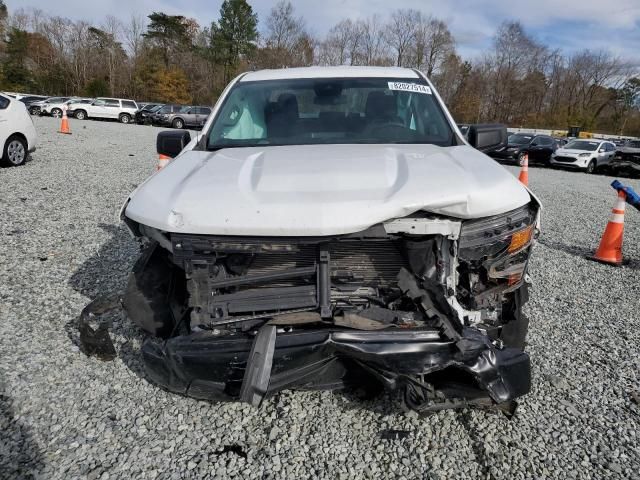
[1,116,639,479]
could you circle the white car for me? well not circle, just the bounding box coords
[28,96,71,116]
[550,139,617,173]
[117,66,541,412]
[70,97,139,124]
[0,93,37,167]
[40,97,93,118]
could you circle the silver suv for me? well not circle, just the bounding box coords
[154,105,212,129]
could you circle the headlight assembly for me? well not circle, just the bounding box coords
[458,204,537,290]
[579,153,591,157]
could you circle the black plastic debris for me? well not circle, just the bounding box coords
[78,295,120,361]
[214,444,247,459]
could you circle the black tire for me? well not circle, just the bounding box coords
[75,110,87,120]
[119,113,132,124]
[29,107,39,115]
[586,159,597,174]
[51,108,62,118]
[172,118,184,129]
[1,135,28,167]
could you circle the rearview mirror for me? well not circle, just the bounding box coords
[157,130,191,158]
[466,124,507,153]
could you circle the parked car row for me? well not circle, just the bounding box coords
[17,94,213,129]
[490,132,635,175]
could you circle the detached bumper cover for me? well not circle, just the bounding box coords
[142,327,530,405]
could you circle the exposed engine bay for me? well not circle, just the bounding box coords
[120,203,538,414]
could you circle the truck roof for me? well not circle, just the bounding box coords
[241,66,421,82]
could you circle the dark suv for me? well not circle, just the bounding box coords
[135,103,164,125]
[493,133,558,164]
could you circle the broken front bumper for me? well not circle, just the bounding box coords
[609,159,640,174]
[143,326,530,410]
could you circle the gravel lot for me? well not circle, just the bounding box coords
[1,116,639,480]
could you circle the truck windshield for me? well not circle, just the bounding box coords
[207,77,454,149]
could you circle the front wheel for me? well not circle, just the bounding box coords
[29,107,39,115]
[1,135,27,167]
[586,160,597,174]
[51,108,62,118]
[75,110,87,120]
[119,113,131,124]
[172,118,184,129]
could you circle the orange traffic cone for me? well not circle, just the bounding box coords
[58,107,71,135]
[156,154,171,171]
[518,153,529,186]
[590,190,626,266]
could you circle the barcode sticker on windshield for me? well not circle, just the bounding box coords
[388,82,432,94]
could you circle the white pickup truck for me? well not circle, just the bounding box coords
[118,66,541,413]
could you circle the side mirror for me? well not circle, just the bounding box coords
[467,124,507,153]
[598,148,605,153]
[157,130,191,158]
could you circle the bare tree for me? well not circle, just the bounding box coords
[259,0,313,68]
[360,14,391,66]
[385,9,418,67]
[422,19,455,77]
[124,13,145,58]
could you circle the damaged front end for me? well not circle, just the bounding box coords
[123,203,539,414]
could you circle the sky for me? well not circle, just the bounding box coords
[6,0,640,63]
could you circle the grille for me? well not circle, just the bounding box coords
[245,239,405,287]
[553,156,577,163]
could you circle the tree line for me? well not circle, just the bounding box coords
[1,0,639,135]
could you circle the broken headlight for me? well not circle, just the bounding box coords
[457,204,537,304]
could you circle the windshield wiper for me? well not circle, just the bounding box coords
[207,144,255,151]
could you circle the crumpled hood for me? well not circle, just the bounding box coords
[124,144,531,236]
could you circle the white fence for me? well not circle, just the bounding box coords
[508,127,639,141]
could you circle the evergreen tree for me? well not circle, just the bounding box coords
[209,0,258,83]
[2,28,34,91]
[143,12,190,67]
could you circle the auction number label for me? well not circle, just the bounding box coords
[388,82,432,94]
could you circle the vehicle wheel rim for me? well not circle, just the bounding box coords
[7,140,25,165]
[176,121,183,128]
[77,112,85,119]
[53,110,61,118]
[122,115,129,123]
